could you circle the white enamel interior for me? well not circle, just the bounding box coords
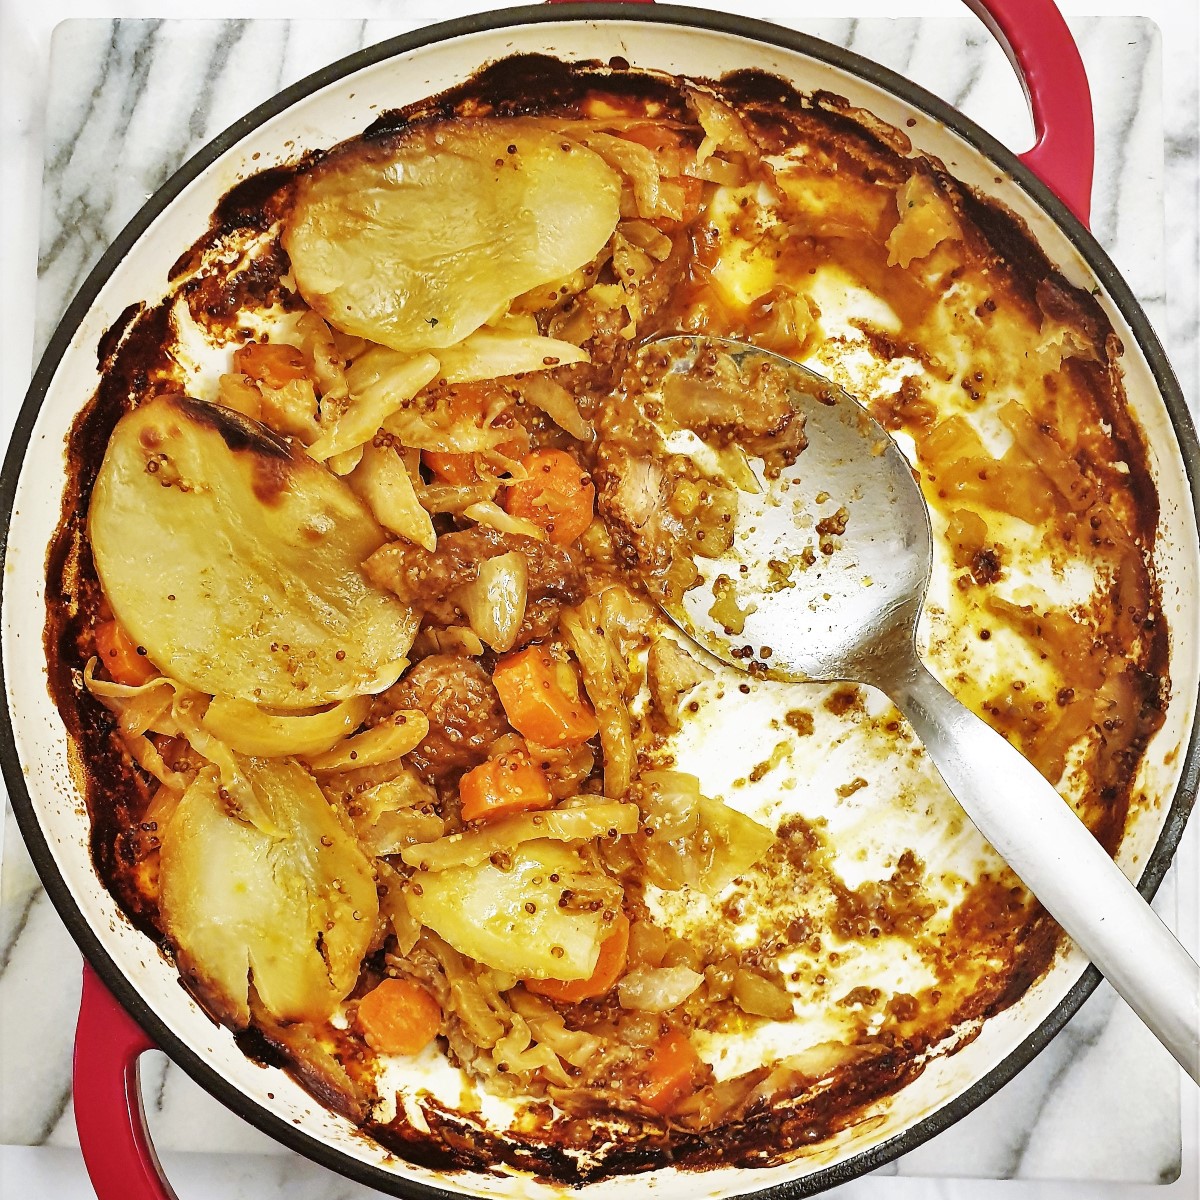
[4,14,1196,1200]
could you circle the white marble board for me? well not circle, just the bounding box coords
[0,6,1190,1190]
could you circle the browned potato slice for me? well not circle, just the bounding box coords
[159,760,378,1025]
[283,121,622,353]
[89,395,416,707]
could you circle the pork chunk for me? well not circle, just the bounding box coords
[385,654,510,781]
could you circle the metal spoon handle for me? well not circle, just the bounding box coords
[890,658,1200,1083]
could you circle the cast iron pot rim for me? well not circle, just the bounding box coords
[1,6,1196,1197]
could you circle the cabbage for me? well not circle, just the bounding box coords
[560,586,653,799]
[307,351,439,461]
[348,441,437,551]
[401,801,639,870]
[635,771,775,896]
[462,501,546,542]
[348,771,445,857]
[406,840,621,980]
[199,695,371,758]
[89,395,417,708]
[284,121,622,353]
[436,329,590,385]
[685,86,758,161]
[885,173,960,269]
[159,760,377,1025]
[521,375,593,441]
[646,638,714,730]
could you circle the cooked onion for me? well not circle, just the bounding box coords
[617,965,704,1012]
[452,551,528,653]
[437,329,590,384]
[732,969,794,1021]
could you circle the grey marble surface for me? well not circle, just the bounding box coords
[0,3,1196,1197]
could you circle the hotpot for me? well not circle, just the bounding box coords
[1,1,1196,1197]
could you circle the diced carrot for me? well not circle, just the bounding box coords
[94,620,158,687]
[459,749,555,823]
[233,342,309,389]
[525,912,630,1003]
[640,1026,704,1116]
[503,449,595,545]
[424,432,531,486]
[423,450,479,485]
[492,646,598,748]
[354,977,441,1056]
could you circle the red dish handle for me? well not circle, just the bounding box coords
[74,963,177,1200]
[964,0,1094,227]
[548,0,1093,227]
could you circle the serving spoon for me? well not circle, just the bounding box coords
[638,334,1200,1083]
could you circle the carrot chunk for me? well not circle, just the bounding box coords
[459,749,555,823]
[354,977,441,1056]
[503,449,595,545]
[423,450,479,485]
[491,646,598,748]
[233,342,309,389]
[641,1026,704,1116]
[94,620,159,687]
[525,912,630,1003]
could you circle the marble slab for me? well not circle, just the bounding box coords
[0,6,1191,1189]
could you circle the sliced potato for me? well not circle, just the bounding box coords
[284,120,622,353]
[159,760,377,1025]
[88,396,417,708]
[406,840,621,980]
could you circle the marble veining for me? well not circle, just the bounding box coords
[1,7,1192,1191]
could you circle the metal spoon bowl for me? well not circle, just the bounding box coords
[639,334,1199,1082]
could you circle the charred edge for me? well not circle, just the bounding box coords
[362,54,691,141]
[367,1042,925,1184]
[234,1024,294,1070]
[173,394,292,461]
[96,302,147,373]
[169,164,301,283]
[178,239,300,334]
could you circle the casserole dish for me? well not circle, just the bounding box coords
[2,1,1197,1197]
